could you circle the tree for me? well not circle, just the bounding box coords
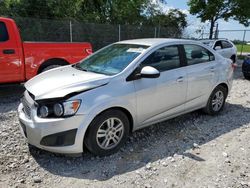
[148,9,187,29]
[79,0,152,24]
[0,0,188,42]
[188,0,250,39]
[0,0,187,27]
[145,9,187,37]
[0,0,84,19]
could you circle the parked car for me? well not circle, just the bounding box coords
[0,17,92,84]
[200,39,237,63]
[242,54,250,80]
[18,39,234,156]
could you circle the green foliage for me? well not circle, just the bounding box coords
[0,0,187,28]
[0,0,84,18]
[188,0,250,39]
[148,9,187,29]
[233,40,246,45]
[78,0,149,24]
[229,0,250,27]
[0,0,188,47]
[236,44,250,53]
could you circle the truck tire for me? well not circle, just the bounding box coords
[38,59,69,74]
[41,65,61,73]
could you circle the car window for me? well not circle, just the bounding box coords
[221,41,233,48]
[141,45,180,72]
[184,44,215,65]
[214,41,222,49]
[0,22,9,42]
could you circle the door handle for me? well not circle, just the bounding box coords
[3,49,15,54]
[176,76,184,82]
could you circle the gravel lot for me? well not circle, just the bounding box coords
[1,64,250,188]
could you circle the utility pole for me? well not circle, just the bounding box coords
[69,20,73,42]
[118,25,121,41]
[154,27,157,38]
[241,30,246,55]
[201,30,204,39]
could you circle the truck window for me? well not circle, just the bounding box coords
[0,22,9,42]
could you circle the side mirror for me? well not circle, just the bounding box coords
[140,66,160,78]
[214,46,222,50]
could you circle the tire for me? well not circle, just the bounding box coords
[84,109,130,156]
[243,74,250,80]
[41,65,61,73]
[203,85,228,115]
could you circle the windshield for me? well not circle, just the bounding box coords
[74,44,149,75]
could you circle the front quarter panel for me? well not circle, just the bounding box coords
[72,76,137,130]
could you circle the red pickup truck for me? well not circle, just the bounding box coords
[0,17,92,84]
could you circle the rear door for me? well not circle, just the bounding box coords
[183,44,217,111]
[0,20,22,83]
[134,45,187,126]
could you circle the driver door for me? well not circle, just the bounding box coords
[133,45,187,127]
[0,21,22,83]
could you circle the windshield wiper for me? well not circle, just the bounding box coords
[73,64,88,72]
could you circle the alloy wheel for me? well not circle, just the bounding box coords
[212,90,224,112]
[96,117,124,150]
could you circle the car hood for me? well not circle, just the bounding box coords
[25,66,110,100]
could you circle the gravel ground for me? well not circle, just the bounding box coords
[1,64,250,188]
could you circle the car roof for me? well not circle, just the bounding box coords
[116,38,192,46]
[200,38,230,42]
[200,39,215,42]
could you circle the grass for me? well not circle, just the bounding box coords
[237,55,245,60]
[236,44,250,53]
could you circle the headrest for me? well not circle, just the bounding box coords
[191,50,203,59]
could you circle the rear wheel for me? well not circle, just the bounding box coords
[243,74,250,80]
[84,110,130,156]
[203,85,228,115]
[38,59,68,73]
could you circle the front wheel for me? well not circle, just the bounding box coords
[84,110,130,156]
[203,86,228,115]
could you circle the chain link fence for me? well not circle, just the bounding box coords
[14,17,181,50]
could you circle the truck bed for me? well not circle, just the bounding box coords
[23,42,92,79]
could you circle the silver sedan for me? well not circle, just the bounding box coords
[18,39,234,156]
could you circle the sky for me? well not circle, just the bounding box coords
[161,0,250,41]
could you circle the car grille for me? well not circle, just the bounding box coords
[21,97,32,119]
